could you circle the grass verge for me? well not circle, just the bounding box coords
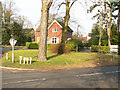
[1,50,120,71]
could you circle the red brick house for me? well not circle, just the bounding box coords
[36,20,73,44]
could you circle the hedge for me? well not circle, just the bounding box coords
[26,43,59,50]
[26,42,39,49]
[91,45,110,53]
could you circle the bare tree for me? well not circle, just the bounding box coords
[38,0,52,61]
[104,0,114,46]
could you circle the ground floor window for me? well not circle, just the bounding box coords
[51,37,59,44]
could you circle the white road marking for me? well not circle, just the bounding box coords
[76,71,120,77]
[3,78,46,85]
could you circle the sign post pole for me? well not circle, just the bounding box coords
[9,38,17,63]
[12,43,14,63]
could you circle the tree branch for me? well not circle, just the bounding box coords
[69,0,77,9]
[57,2,66,11]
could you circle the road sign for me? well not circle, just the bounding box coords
[9,38,17,63]
[9,38,17,47]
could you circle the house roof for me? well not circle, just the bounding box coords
[36,20,73,32]
[48,20,62,29]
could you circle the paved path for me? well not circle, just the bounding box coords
[2,66,120,88]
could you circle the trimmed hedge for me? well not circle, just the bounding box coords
[91,45,110,53]
[26,42,39,49]
[26,43,58,50]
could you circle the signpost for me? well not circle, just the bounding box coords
[9,38,17,63]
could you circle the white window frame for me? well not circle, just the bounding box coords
[52,28,58,32]
[51,37,59,44]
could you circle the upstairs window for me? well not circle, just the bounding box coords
[52,28,58,32]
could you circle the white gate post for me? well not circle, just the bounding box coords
[6,53,8,60]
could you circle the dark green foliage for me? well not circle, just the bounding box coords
[89,23,118,46]
[2,28,11,45]
[83,42,91,47]
[12,22,26,46]
[2,22,32,46]
[111,24,118,45]
[26,42,38,49]
[26,36,32,42]
[91,45,110,53]
[88,24,99,46]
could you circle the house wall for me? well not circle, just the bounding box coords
[36,21,73,44]
[48,22,62,44]
[36,22,62,44]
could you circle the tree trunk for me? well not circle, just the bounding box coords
[38,1,49,61]
[105,2,112,47]
[98,12,103,53]
[62,1,70,53]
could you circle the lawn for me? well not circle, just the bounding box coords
[1,50,120,71]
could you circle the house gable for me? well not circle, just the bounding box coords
[48,20,62,29]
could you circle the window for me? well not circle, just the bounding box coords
[51,37,59,44]
[52,28,58,32]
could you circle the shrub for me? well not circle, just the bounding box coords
[100,46,110,53]
[47,44,58,50]
[47,44,63,54]
[91,45,99,52]
[26,42,39,49]
[91,45,110,53]
[66,39,84,52]
[26,42,31,49]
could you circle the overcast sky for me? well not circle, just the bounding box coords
[0,0,99,36]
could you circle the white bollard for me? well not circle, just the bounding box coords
[27,57,29,64]
[19,56,22,64]
[23,57,26,64]
[12,52,14,63]
[30,57,32,64]
[6,53,8,60]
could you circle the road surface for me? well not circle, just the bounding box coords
[2,66,120,88]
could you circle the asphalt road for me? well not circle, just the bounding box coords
[2,66,120,88]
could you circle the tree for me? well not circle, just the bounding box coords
[88,24,99,46]
[104,0,115,46]
[89,1,104,52]
[2,1,15,29]
[38,0,52,61]
[54,0,77,53]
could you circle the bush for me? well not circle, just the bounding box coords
[47,44,58,50]
[66,39,84,52]
[91,45,110,53]
[100,46,110,53]
[26,42,39,49]
[47,44,63,54]
[91,45,99,52]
